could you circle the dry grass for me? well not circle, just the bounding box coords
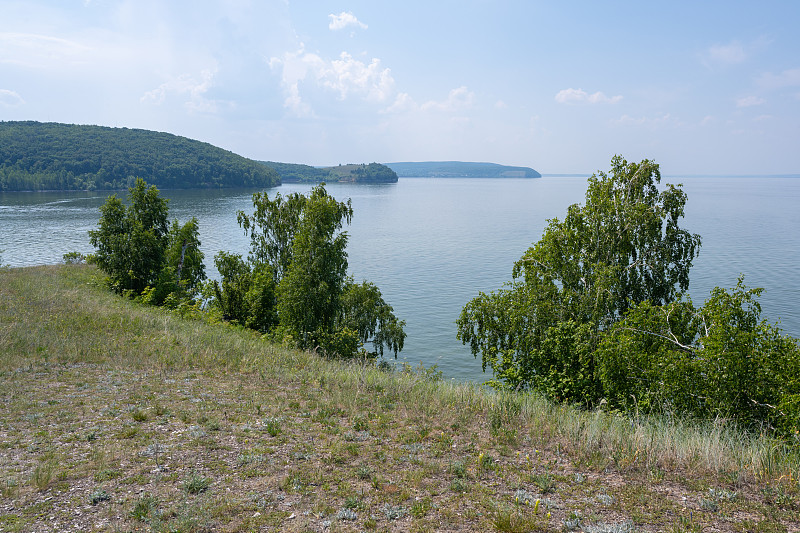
[0,264,799,532]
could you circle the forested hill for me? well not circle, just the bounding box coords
[385,161,541,178]
[260,161,398,183]
[0,121,280,191]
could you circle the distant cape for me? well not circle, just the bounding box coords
[385,161,541,178]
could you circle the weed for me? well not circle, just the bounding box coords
[356,464,372,480]
[130,493,159,522]
[336,508,358,521]
[381,503,407,520]
[264,417,282,437]
[585,520,635,533]
[30,460,56,491]
[492,506,544,532]
[450,460,467,478]
[450,478,468,493]
[563,511,583,531]
[2,478,18,498]
[410,497,432,518]
[183,471,211,494]
[89,488,111,505]
[131,408,148,422]
[699,497,718,512]
[530,473,556,494]
[513,488,536,506]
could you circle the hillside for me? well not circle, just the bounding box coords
[1,264,798,532]
[0,121,280,191]
[261,161,398,183]
[386,161,541,178]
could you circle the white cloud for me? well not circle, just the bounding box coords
[269,47,395,115]
[324,52,394,101]
[0,89,25,107]
[421,86,475,112]
[0,32,90,69]
[141,67,227,113]
[613,113,681,128]
[705,42,747,66]
[382,92,416,114]
[757,68,800,90]
[328,12,367,31]
[736,95,765,108]
[555,88,622,104]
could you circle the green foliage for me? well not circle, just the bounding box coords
[89,179,205,302]
[458,156,701,402]
[238,190,307,280]
[89,179,170,294]
[276,185,353,348]
[262,161,398,183]
[0,121,279,191]
[225,183,406,358]
[339,279,407,358]
[598,278,800,434]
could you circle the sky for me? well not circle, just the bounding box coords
[1,1,799,175]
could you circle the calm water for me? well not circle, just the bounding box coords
[2,177,799,382]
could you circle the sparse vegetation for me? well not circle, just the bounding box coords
[1,264,799,531]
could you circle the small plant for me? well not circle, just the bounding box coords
[699,497,718,512]
[450,477,468,493]
[410,497,432,518]
[531,473,556,494]
[336,508,358,521]
[596,493,614,506]
[492,506,543,532]
[382,503,407,520]
[31,460,56,491]
[131,408,148,422]
[89,488,111,505]
[183,471,211,494]
[352,416,369,432]
[513,488,536,506]
[585,520,635,533]
[130,493,159,522]
[264,417,283,437]
[356,464,372,480]
[2,478,18,498]
[563,511,583,531]
[477,452,495,472]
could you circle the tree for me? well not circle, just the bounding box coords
[276,185,353,350]
[89,178,170,294]
[237,190,307,281]
[207,251,277,332]
[457,156,701,400]
[597,278,800,434]
[89,178,205,302]
[230,183,406,359]
[339,280,407,357]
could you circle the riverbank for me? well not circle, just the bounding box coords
[1,265,798,532]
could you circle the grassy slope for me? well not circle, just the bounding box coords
[1,265,798,532]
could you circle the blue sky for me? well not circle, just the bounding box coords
[1,1,799,174]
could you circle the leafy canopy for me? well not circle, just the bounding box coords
[89,178,205,301]
[458,156,701,397]
[214,183,406,358]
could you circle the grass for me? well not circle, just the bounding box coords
[1,264,799,532]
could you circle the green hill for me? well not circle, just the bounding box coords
[0,121,280,191]
[261,161,398,183]
[385,161,541,178]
